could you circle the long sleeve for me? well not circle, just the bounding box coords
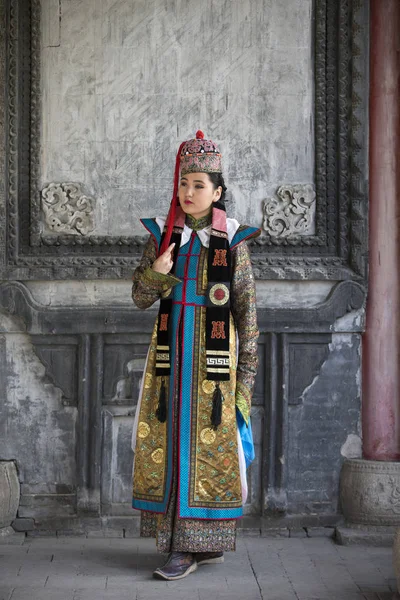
[230,240,259,425]
[132,236,181,309]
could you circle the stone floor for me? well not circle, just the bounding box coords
[0,534,397,600]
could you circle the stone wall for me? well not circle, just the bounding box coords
[0,278,363,534]
[40,0,313,235]
[0,0,367,535]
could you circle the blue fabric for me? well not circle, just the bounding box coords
[236,409,255,469]
[230,226,261,250]
[140,218,162,251]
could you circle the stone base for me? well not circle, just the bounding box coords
[21,516,141,538]
[0,461,20,529]
[9,513,341,538]
[393,529,400,593]
[336,524,396,546]
[0,525,15,537]
[12,517,34,532]
[0,526,25,544]
[340,458,400,526]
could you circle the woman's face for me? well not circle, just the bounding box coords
[178,172,222,219]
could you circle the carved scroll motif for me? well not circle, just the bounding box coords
[41,183,95,235]
[263,184,316,238]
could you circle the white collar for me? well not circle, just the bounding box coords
[155,217,240,248]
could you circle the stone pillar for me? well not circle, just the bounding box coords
[363,0,400,462]
[338,0,400,545]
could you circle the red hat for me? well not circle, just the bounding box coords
[159,130,222,254]
[180,130,222,175]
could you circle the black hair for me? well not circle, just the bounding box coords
[207,172,228,203]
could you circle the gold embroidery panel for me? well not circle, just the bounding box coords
[132,323,168,502]
[191,310,242,508]
[196,245,208,295]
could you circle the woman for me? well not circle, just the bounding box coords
[131,131,260,580]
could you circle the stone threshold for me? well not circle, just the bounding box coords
[9,513,342,540]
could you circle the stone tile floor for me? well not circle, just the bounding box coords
[0,535,397,600]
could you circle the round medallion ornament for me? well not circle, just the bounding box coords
[209,283,230,306]
[138,422,150,439]
[202,379,216,395]
[200,427,217,445]
[151,448,164,464]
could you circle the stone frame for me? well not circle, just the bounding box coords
[0,0,369,281]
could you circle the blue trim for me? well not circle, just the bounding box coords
[132,498,164,512]
[178,305,196,517]
[230,226,261,250]
[140,218,162,252]
[180,505,243,519]
[178,303,243,519]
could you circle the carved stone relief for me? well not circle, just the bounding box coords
[263,184,316,238]
[41,183,95,235]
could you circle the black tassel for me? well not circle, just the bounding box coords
[211,382,223,430]
[156,378,167,423]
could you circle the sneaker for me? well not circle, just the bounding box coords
[195,551,224,565]
[153,551,198,580]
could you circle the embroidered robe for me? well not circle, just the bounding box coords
[131,217,260,520]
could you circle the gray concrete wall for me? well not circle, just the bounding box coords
[40,0,313,235]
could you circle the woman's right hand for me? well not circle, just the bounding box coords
[151,243,175,275]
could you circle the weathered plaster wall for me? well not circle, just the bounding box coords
[287,333,362,514]
[0,330,77,513]
[40,0,313,235]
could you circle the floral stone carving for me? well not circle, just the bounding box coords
[41,183,95,235]
[263,184,316,238]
